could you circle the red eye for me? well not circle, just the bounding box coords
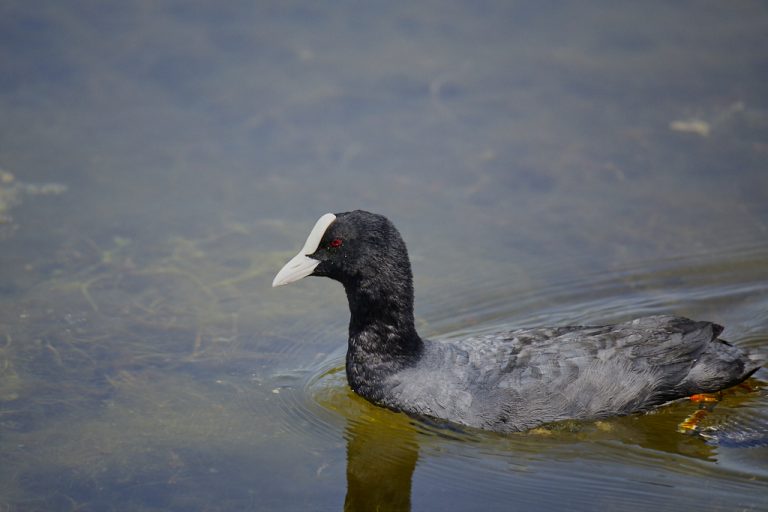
[329,238,343,249]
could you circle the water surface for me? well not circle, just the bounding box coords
[1,1,767,511]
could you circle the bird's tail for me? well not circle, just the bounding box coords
[745,348,767,379]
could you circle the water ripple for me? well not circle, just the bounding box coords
[421,241,768,338]
[262,240,768,509]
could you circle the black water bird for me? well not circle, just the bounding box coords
[273,211,765,432]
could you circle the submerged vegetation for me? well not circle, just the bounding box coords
[1,1,767,510]
[0,219,336,510]
[0,169,67,239]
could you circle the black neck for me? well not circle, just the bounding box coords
[344,274,422,355]
[343,274,423,400]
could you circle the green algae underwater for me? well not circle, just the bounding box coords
[1,1,768,511]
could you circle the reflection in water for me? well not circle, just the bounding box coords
[314,359,767,512]
[1,0,767,509]
[0,219,764,510]
[337,401,732,512]
[335,372,768,511]
[308,364,420,511]
[344,416,419,512]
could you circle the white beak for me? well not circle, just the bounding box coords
[272,213,336,287]
[272,252,321,287]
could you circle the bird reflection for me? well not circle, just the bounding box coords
[335,377,766,511]
[343,414,419,512]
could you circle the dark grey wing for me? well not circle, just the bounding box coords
[441,315,761,431]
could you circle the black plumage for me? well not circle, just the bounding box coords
[273,210,765,432]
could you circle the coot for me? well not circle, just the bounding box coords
[273,211,765,432]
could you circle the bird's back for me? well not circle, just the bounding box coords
[384,315,763,432]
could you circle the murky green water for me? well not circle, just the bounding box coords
[1,1,767,511]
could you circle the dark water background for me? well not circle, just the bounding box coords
[1,2,767,511]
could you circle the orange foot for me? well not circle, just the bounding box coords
[678,392,725,433]
[678,409,710,434]
[689,392,722,403]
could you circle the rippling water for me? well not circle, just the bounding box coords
[1,1,767,511]
[290,241,768,511]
